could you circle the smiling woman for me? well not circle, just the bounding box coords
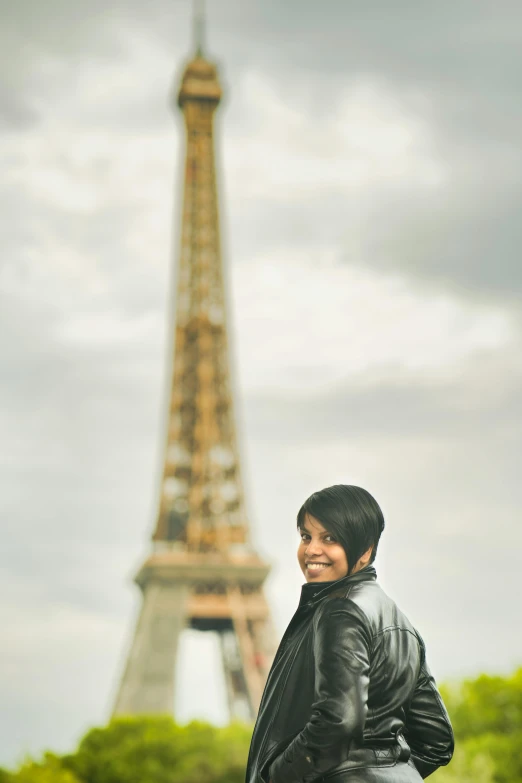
[245,484,454,783]
[297,485,383,582]
[298,516,354,580]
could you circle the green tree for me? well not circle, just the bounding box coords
[440,668,522,739]
[435,668,522,783]
[6,667,522,783]
[62,716,252,783]
[5,753,80,783]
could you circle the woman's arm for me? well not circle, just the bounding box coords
[269,598,370,783]
[404,634,454,779]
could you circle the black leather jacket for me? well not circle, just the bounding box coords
[246,567,454,783]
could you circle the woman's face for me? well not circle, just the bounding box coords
[297,514,349,583]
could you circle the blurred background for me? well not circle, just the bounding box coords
[1,0,521,777]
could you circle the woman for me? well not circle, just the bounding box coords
[245,484,454,783]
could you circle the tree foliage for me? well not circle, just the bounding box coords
[3,668,522,783]
[434,667,522,783]
[63,716,251,783]
[440,668,522,739]
[0,753,80,783]
[3,718,252,783]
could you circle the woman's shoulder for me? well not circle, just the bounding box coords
[317,580,417,640]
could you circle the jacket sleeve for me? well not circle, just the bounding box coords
[405,634,454,779]
[269,598,370,783]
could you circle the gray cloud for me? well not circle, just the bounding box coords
[240,1,522,297]
[347,141,522,297]
[0,86,39,130]
[4,0,522,296]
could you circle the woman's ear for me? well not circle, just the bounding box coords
[354,546,373,572]
[350,545,374,575]
[361,546,373,565]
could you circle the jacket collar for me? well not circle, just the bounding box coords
[298,564,377,607]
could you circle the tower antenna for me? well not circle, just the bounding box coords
[193,0,206,56]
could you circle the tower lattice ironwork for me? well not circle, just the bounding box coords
[112,12,276,722]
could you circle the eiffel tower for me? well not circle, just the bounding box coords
[112,4,276,722]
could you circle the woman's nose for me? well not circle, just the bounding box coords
[306,538,323,555]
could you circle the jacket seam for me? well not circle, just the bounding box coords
[371,625,419,641]
[322,755,399,780]
[425,669,454,738]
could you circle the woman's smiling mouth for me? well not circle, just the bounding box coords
[306,562,331,571]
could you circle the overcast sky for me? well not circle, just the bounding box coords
[1,0,522,768]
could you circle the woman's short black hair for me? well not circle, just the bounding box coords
[296,484,385,574]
